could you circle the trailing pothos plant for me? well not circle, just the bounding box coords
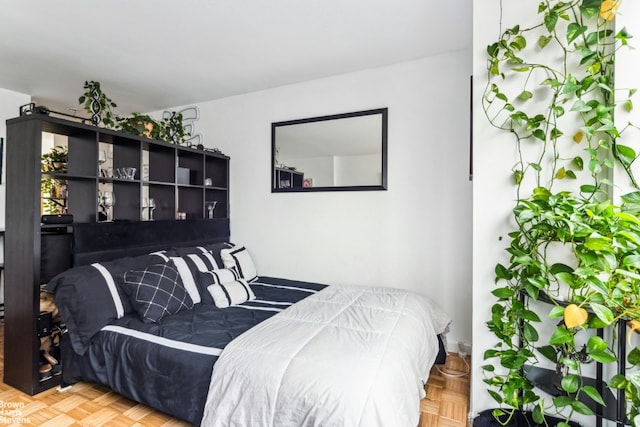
[481,0,640,425]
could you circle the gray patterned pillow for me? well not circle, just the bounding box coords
[123,261,194,323]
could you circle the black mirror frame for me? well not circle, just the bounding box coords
[271,108,388,193]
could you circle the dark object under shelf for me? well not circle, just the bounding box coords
[473,408,581,426]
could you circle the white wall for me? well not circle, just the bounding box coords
[614,1,640,197]
[169,52,473,348]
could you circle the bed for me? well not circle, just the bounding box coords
[46,220,451,426]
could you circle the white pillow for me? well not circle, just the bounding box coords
[202,268,256,308]
[220,245,257,282]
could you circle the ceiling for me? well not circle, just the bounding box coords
[0,0,471,118]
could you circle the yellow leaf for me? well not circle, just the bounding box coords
[573,131,583,143]
[600,0,620,21]
[564,304,588,328]
[628,319,640,345]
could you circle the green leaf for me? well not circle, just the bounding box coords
[588,158,602,174]
[555,272,575,288]
[544,11,559,32]
[622,191,640,205]
[555,167,566,179]
[571,99,592,112]
[549,326,574,345]
[566,23,588,44]
[572,156,584,170]
[561,374,579,393]
[538,35,552,48]
[571,399,594,415]
[553,395,574,407]
[538,345,558,362]
[495,263,512,280]
[580,0,601,19]
[582,385,605,405]
[623,254,640,269]
[514,170,524,184]
[589,302,614,325]
[587,335,608,353]
[609,374,627,388]
[629,348,640,366]
[523,322,539,342]
[562,78,581,94]
[512,35,527,50]
[584,235,610,251]
[590,350,617,364]
[532,129,546,141]
[548,305,566,319]
[616,144,637,164]
[519,90,533,100]
[492,287,515,299]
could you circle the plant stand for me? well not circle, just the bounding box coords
[473,409,581,427]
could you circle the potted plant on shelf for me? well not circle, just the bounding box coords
[159,111,189,145]
[41,146,69,215]
[116,113,160,139]
[480,0,640,426]
[78,80,117,127]
[41,145,68,173]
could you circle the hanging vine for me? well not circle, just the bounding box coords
[481,0,640,425]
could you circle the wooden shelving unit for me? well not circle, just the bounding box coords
[3,113,230,394]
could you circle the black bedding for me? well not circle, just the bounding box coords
[61,277,327,425]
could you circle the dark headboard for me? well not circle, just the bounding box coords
[72,218,230,265]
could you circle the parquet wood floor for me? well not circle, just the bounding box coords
[0,323,470,426]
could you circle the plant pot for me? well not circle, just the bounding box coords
[473,409,581,427]
[51,161,67,172]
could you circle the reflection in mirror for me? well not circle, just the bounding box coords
[272,108,387,192]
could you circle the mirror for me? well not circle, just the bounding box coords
[271,108,387,192]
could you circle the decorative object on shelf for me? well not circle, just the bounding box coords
[206,201,217,219]
[303,178,313,188]
[19,102,92,124]
[98,190,116,221]
[163,106,202,147]
[41,146,68,173]
[481,0,640,425]
[115,113,160,139]
[148,198,155,221]
[78,81,117,127]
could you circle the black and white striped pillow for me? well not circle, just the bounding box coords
[198,268,255,308]
[220,245,258,282]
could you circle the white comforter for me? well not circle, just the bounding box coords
[201,285,451,427]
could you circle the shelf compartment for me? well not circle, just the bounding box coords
[148,184,176,221]
[178,187,204,219]
[145,143,175,184]
[205,188,228,219]
[178,150,204,186]
[205,155,228,189]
